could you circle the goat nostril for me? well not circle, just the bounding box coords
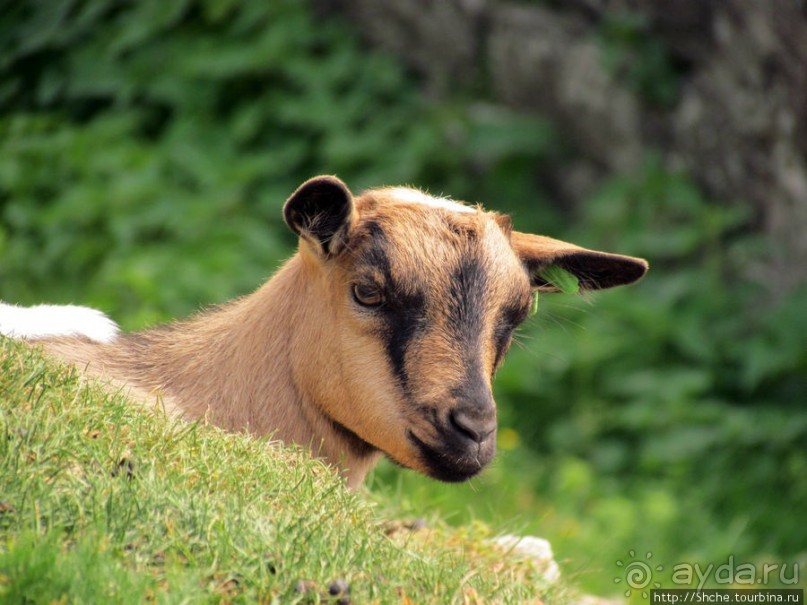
[449,410,495,444]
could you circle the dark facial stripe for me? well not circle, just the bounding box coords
[450,369,494,412]
[383,287,426,394]
[445,257,488,377]
[492,296,531,372]
[447,258,488,328]
[356,222,426,394]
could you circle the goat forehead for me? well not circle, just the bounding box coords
[352,205,504,276]
[383,187,477,215]
[350,210,524,306]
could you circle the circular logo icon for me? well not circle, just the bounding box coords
[615,550,664,598]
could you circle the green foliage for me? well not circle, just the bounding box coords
[538,266,579,294]
[0,338,564,603]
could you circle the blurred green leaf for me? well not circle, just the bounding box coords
[539,265,580,294]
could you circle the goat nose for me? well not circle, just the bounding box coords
[449,409,497,444]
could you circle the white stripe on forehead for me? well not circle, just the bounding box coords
[387,187,476,214]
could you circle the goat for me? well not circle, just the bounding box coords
[0,176,647,488]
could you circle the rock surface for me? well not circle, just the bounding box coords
[490,534,562,584]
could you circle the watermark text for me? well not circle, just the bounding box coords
[651,589,803,605]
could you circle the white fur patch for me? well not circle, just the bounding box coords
[387,187,476,214]
[0,302,120,343]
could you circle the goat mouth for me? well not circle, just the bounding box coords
[405,429,493,483]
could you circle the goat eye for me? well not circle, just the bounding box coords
[352,283,384,307]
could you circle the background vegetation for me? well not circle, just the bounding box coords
[2,0,805,597]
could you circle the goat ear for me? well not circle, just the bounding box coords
[283,176,355,256]
[511,231,648,292]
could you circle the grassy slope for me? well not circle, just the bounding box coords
[0,338,569,604]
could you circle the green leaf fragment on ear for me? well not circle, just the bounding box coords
[529,292,539,317]
[538,265,580,294]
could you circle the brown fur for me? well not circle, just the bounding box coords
[34,176,648,488]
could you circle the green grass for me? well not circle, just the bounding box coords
[0,337,570,604]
